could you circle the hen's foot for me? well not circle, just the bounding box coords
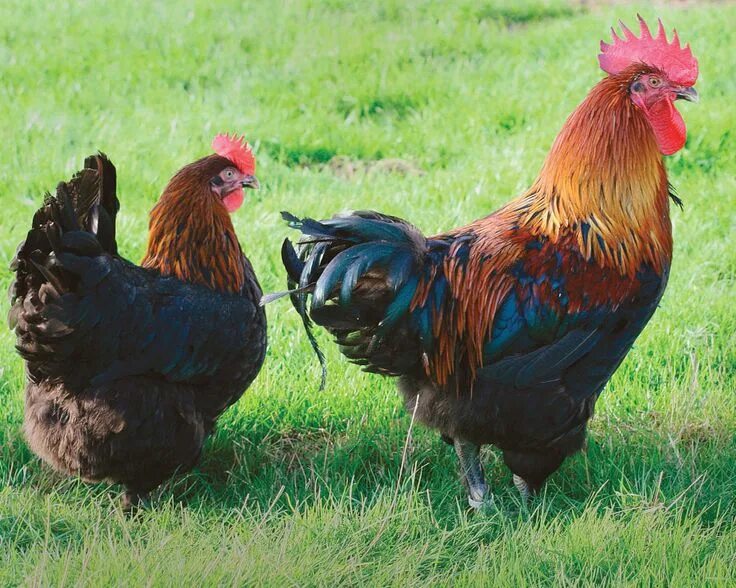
[121,490,149,513]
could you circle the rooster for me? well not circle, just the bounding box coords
[8,134,266,509]
[275,17,699,508]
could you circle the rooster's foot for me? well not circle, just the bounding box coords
[513,474,531,502]
[453,439,490,510]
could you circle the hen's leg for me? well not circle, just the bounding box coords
[121,488,149,512]
[453,439,490,509]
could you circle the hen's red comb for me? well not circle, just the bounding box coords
[599,15,698,86]
[212,133,256,175]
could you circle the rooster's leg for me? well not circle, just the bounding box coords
[513,474,531,502]
[453,439,490,509]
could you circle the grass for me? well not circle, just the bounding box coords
[1,0,734,584]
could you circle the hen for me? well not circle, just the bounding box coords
[275,18,699,507]
[9,134,266,508]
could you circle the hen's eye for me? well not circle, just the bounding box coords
[649,77,661,88]
[225,170,234,179]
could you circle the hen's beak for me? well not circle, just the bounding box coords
[241,175,259,190]
[675,86,699,103]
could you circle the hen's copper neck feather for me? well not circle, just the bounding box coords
[508,65,673,276]
[141,155,245,294]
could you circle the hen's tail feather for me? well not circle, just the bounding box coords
[9,154,118,330]
[85,153,119,254]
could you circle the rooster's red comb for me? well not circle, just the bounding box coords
[599,15,698,86]
[212,133,256,175]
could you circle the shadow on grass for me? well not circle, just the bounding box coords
[7,414,732,529]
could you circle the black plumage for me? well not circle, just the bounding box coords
[8,154,266,508]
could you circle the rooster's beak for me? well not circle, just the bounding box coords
[675,86,699,103]
[242,175,260,189]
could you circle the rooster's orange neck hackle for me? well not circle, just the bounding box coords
[510,67,670,277]
[506,16,697,277]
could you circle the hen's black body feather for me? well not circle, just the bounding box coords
[9,155,266,502]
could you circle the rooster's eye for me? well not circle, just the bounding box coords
[649,77,661,88]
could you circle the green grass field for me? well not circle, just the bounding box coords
[1,0,734,584]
